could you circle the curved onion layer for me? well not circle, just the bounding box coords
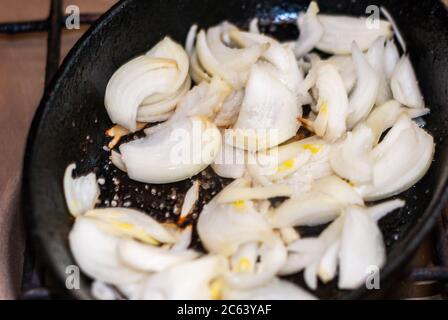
[119,116,221,184]
[365,99,403,145]
[137,77,191,122]
[313,63,349,142]
[358,114,434,201]
[338,206,385,289]
[117,238,199,273]
[346,42,380,129]
[280,217,343,284]
[366,37,392,106]
[69,217,146,285]
[229,31,304,96]
[225,236,287,289]
[190,49,211,84]
[105,37,189,131]
[197,181,273,255]
[211,138,246,179]
[84,207,177,244]
[63,164,99,217]
[391,55,424,109]
[223,277,315,300]
[294,1,323,58]
[327,55,356,93]
[214,89,244,127]
[132,255,226,300]
[329,124,374,184]
[179,181,200,221]
[195,24,267,89]
[270,176,363,228]
[384,40,400,80]
[226,64,301,151]
[315,15,392,55]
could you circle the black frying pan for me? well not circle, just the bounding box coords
[23,0,448,299]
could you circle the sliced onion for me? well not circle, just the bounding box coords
[225,236,287,289]
[367,199,405,222]
[84,207,177,244]
[329,124,374,184]
[358,114,434,201]
[214,89,244,127]
[117,238,199,272]
[338,206,385,289]
[105,37,189,131]
[316,15,392,54]
[270,176,363,227]
[197,184,272,255]
[366,36,392,106]
[226,63,300,151]
[294,1,324,58]
[327,55,356,93]
[133,255,226,300]
[217,185,292,203]
[313,63,349,142]
[120,116,221,184]
[364,99,402,145]
[383,40,400,79]
[391,55,424,109]
[211,138,246,179]
[346,42,380,129]
[63,163,99,217]
[180,180,200,221]
[69,217,146,285]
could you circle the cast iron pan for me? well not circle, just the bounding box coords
[23,0,448,299]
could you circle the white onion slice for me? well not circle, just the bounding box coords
[366,36,392,106]
[225,236,287,289]
[367,199,405,222]
[119,116,221,184]
[294,1,324,58]
[180,180,200,221]
[63,163,99,217]
[133,255,226,300]
[391,55,424,109]
[270,176,363,227]
[84,207,177,244]
[226,63,300,151]
[197,184,272,255]
[383,40,400,79]
[346,42,380,129]
[211,138,246,179]
[117,238,199,272]
[313,63,349,142]
[338,206,386,289]
[105,37,189,131]
[359,114,434,201]
[316,15,392,54]
[217,185,292,203]
[69,217,146,285]
[329,124,374,184]
[327,55,356,93]
[364,99,402,145]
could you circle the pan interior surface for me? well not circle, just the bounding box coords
[24,0,448,299]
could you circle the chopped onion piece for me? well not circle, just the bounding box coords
[391,55,424,109]
[347,42,380,129]
[316,15,392,54]
[338,206,385,289]
[179,180,200,222]
[120,116,221,184]
[63,163,99,217]
[294,1,324,58]
[117,238,199,272]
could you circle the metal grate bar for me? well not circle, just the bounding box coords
[0,14,100,35]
